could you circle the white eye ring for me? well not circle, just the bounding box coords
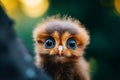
[58,45,63,51]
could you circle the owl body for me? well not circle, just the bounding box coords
[33,16,90,80]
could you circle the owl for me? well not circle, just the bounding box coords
[33,16,90,80]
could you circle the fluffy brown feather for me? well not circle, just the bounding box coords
[33,16,90,80]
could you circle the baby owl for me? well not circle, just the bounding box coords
[33,16,90,80]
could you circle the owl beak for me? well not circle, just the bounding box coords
[57,45,63,56]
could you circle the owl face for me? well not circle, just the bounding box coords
[33,18,89,63]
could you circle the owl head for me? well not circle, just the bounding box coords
[33,16,90,63]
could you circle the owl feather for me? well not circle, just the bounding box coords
[33,15,90,80]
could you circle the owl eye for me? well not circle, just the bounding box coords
[66,38,77,49]
[44,38,55,49]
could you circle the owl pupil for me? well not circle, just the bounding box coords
[67,38,77,49]
[44,38,55,49]
[46,41,52,46]
[69,41,75,47]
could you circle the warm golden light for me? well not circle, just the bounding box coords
[114,0,120,15]
[20,0,43,7]
[20,0,49,18]
[1,0,19,15]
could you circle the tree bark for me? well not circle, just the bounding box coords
[0,6,51,80]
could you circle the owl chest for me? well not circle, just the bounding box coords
[43,63,78,80]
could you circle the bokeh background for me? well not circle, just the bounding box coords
[1,0,120,80]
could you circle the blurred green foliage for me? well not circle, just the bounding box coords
[7,0,120,80]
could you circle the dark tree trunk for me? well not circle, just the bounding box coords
[0,6,51,80]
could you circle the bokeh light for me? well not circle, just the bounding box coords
[1,0,19,16]
[20,0,49,18]
[114,0,120,15]
[1,0,49,18]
